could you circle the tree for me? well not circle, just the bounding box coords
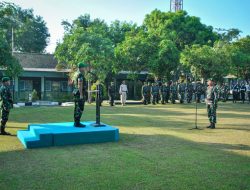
[108,20,137,45]
[114,29,150,97]
[230,36,250,80]
[0,2,50,53]
[0,31,22,77]
[143,10,218,50]
[216,28,242,42]
[147,35,180,80]
[180,43,230,81]
[55,20,114,82]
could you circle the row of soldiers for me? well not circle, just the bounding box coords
[141,81,233,105]
[231,82,250,104]
[141,81,204,105]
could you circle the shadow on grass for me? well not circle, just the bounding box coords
[0,133,249,190]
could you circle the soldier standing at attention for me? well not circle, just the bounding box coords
[147,82,152,104]
[151,83,159,105]
[119,81,128,106]
[141,82,150,105]
[186,81,193,103]
[221,83,229,102]
[206,79,218,129]
[240,82,247,104]
[232,82,240,103]
[160,82,169,104]
[170,81,178,104]
[0,77,13,135]
[72,62,88,128]
[155,83,160,104]
[178,80,186,104]
[108,82,115,106]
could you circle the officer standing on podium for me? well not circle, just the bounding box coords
[72,62,88,128]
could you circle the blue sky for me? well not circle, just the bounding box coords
[5,0,250,53]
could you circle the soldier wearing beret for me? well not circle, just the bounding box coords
[206,79,218,129]
[0,77,13,135]
[72,62,88,127]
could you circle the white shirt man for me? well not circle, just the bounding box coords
[119,81,128,106]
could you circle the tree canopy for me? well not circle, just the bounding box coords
[0,2,50,53]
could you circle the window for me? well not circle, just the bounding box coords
[45,81,52,92]
[25,81,32,91]
[19,80,32,91]
[61,81,69,92]
[19,80,25,91]
[52,81,60,91]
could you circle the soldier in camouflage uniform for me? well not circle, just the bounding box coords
[178,80,186,104]
[206,79,218,129]
[72,62,88,128]
[141,82,150,105]
[0,77,13,135]
[156,83,161,104]
[215,83,222,101]
[161,82,170,104]
[151,83,160,105]
[170,82,178,104]
[108,82,116,106]
[232,82,240,103]
[221,83,229,102]
[186,82,193,103]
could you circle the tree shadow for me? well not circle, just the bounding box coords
[0,133,249,190]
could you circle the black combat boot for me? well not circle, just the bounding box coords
[0,121,11,135]
[74,121,86,128]
[210,123,216,129]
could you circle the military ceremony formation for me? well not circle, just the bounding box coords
[0,0,250,190]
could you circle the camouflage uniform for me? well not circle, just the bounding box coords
[221,84,229,102]
[161,84,170,104]
[141,83,150,105]
[73,71,86,126]
[178,82,186,104]
[240,84,247,103]
[170,83,178,104]
[151,84,160,105]
[0,81,13,135]
[186,83,193,103]
[232,84,240,103]
[108,83,115,106]
[206,86,218,128]
[215,84,222,101]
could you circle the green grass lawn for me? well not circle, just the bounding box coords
[0,102,249,190]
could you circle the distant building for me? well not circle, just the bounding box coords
[0,52,153,102]
[0,52,72,102]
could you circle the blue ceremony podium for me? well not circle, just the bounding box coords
[17,122,119,149]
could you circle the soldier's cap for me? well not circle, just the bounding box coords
[78,62,89,69]
[2,77,10,83]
